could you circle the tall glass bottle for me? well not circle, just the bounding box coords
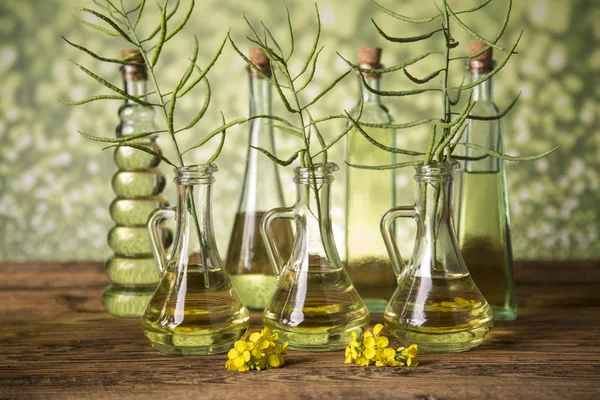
[225,48,294,310]
[455,42,517,320]
[103,50,171,318]
[345,47,397,312]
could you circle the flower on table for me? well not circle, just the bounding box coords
[344,324,419,368]
[225,327,288,372]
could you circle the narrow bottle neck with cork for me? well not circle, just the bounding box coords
[468,42,495,103]
[248,48,272,119]
[120,50,149,104]
[358,47,383,105]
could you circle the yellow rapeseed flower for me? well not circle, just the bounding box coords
[225,327,288,372]
[226,341,252,372]
[344,324,419,368]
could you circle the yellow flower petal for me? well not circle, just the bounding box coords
[364,331,373,338]
[345,354,352,364]
[376,336,389,348]
[227,348,239,360]
[249,332,262,343]
[373,324,384,336]
[351,331,357,340]
[364,336,375,348]
[364,347,376,359]
[234,356,246,368]
[243,350,251,362]
[269,354,282,368]
[234,341,247,353]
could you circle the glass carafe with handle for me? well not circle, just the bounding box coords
[261,163,369,352]
[142,165,250,355]
[382,161,494,353]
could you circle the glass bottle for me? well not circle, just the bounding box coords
[142,165,250,355]
[225,48,293,311]
[262,163,369,351]
[346,47,397,312]
[382,161,494,352]
[103,50,171,318]
[454,42,517,320]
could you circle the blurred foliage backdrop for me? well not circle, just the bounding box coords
[0,0,598,261]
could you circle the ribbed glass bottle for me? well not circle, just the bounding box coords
[345,47,397,312]
[454,42,517,320]
[102,50,171,318]
[225,48,293,310]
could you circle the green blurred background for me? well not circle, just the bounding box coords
[0,0,598,261]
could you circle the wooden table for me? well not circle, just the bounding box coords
[1,261,599,399]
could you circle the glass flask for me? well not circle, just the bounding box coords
[346,47,397,312]
[142,165,250,355]
[225,48,293,311]
[454,42,517,320]
[262,163,369,351]
[382,161,494,353]
[103,50,171,318]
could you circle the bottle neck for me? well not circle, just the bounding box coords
[124,79,148,104]
[174,179,220,268]
[359,75,382,104]
[249,75,272,116]
[236,74,285,214]
[470,71,493,102]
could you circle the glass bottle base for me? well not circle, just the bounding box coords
[102,284,154,318]
[363,299,389,314]
[492,306,518,321]
[142,322,249,356]
[263,314,369,352]
[384,320,493,353]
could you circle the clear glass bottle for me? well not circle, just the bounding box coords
[225,48,293,311]
[455,42,517,320]
[262,163,369,351]
[382,161,494,353]
[103,50,171,318]
[346,47,397,312]
[142,165,250,355]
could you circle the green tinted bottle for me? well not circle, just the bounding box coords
[455,42,517,321]
[345,47,396,312]
[103,50,170,318]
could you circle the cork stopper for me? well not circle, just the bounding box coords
[248,48,271,77]
[120,49,147,81]
[468,41,495,73]
[358,47,382,78]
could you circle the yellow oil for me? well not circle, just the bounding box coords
[226,212,294,310]
[263,260,369,351]
[141,264,249,355]
[346,126,397,310]
[228,274,278,311]
[384,274,494,353]
[457,171,517,320]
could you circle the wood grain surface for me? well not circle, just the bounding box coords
[1,261,599,400]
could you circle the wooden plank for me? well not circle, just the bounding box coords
[0,261,599,400]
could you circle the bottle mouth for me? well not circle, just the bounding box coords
[414,160,459,181]
[174,164,218,184]
[294,162,339,183]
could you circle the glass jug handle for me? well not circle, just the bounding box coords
[147,207,176,275]
[260,207,295,276]
[380,205,416,277]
